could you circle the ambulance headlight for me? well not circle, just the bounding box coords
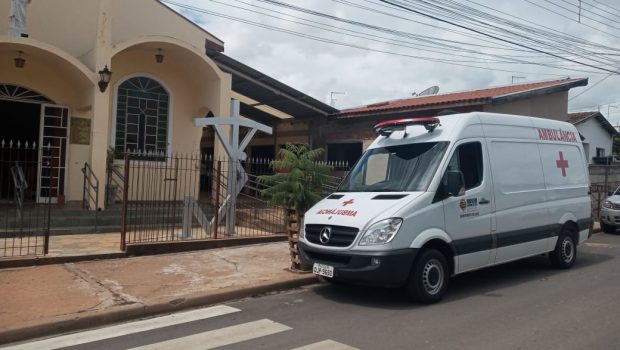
[603,200,612,209]
[358,218,403,246]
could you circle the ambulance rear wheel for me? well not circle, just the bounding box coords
[406,249,449,304]
[549,227,577,269]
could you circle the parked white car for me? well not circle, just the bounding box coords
[299,112,592,304]
[601,187,620,233]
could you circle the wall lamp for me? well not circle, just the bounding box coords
[14,51,25,68]
[98,65,112,92]
[155,48,164,63]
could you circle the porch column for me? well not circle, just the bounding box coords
[89,0,113,210]
[213,73,232,161]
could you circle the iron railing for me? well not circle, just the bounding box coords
[10,163,27,217]
[106,149,125,207]
[81,162,99,210]
[81,162,99,231]
[119,151,348,248]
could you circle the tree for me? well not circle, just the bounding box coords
[258,144,332,270]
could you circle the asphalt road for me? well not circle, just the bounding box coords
[6,232,620,350]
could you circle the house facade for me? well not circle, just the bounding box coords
[567,111,618,163]
[317,78,589,165]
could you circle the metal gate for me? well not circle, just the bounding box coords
[0,141,51,258]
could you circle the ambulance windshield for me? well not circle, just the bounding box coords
[338,142,448,192]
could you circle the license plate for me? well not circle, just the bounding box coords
[313,263,334,278]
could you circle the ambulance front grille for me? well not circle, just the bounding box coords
[305,224,359,247]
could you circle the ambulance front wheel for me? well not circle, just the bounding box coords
[406,249,449,304]
[549,227,577,269]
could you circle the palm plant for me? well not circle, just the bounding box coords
[258,144,332,270]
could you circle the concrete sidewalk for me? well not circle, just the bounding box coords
[0,242,317,345]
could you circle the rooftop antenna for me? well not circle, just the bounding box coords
[330,91,345,107]
[416,85,439,97]
[512,76,525,84]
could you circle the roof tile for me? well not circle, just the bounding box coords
[338,78,585,118]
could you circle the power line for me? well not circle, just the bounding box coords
[523,0,620,41]
[378,0,620,74]
[163,0,601,76]
[260,0,620,70]
[465,0,620,54]
[543,0,620,32]
[216,0,609,72]
[391,0,620,75]
[347,0,619,61]
[588,0,620,15]
[405,0,620,66]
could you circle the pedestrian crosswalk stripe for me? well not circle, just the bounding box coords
[292,339,360,350]
[2,305,241,350]
[128,319,292,350]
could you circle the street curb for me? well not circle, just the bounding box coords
[0,275,318,346]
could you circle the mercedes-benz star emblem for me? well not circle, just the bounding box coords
[319,226,332,244]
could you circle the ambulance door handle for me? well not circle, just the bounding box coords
[479,198,490,205]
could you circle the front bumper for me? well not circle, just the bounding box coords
[600,206,620,226]
[298,241,418,287]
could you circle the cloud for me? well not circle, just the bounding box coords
[165,0,620,122]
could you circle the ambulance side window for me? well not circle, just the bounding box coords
[450,142,483,190]
[437,142,483,201]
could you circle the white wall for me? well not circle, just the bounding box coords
[576,118,613,163]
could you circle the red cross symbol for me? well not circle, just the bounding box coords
[342,199,354,206]
[556,151,569,177]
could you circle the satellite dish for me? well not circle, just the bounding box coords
[417,85,440,96]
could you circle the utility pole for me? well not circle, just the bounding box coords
[330,91,345,107]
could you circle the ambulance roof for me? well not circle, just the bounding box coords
[369,112,579,149]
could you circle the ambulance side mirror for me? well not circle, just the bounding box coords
[445,170,465,197]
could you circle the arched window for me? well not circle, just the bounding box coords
[0,84,53,103]
[115,77,169,154]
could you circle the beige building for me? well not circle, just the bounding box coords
[1,1,338,209]
[1,0,233,207]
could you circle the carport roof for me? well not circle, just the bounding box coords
[206,51,338,123]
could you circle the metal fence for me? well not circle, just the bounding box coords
[0,140,51,257]
[119,151,347,247]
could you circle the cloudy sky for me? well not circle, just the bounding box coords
[164,0,620,124]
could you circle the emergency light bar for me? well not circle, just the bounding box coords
[374,117,440,136]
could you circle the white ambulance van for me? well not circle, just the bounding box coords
[299,112,591,303]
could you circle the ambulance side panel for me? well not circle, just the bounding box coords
[537,142,590,245]
[487,139,551,264]
[531,117,591,244]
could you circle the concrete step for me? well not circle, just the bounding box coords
[2,202,218,233]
